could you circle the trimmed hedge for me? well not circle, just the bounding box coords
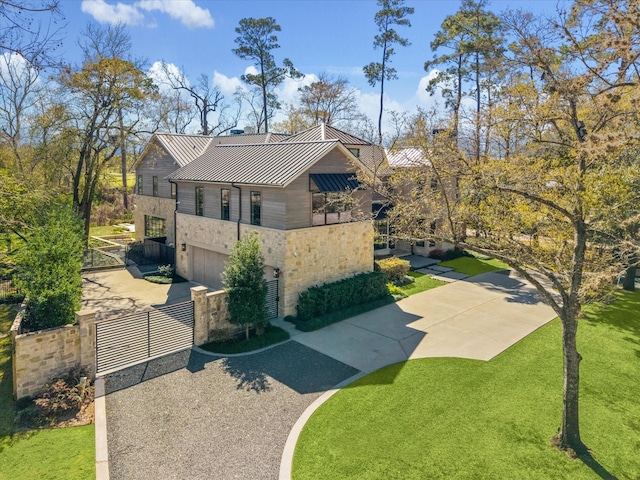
[297,272,389,321]
[374,257,410,284]
[428,247,472,261]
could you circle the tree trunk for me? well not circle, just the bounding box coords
[553,307,586,455]
[119,109,128,210]
[622,265,636,291]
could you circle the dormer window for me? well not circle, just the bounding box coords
[348,148,360,158]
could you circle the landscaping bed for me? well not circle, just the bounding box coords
[199,324,289,354]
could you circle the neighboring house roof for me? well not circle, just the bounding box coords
[385,147,432,168]
[153,133,214,167]
[168,140,358,187]
[282,123,370,145]
[214,132,289,145]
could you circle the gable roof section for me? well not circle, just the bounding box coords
[154,133,213,167]
[282,123,370,145]
[385,147,432,168]
[214,132,289,145]
[167,140,350,187]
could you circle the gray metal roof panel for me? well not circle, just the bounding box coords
[155,134,214,167]
[283,124,370,145]
[168,140,342,187]
[385,147,432,168]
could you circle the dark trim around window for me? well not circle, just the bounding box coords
[152,176,158,197]
[195,186,204,216]
[250,191,261,226]
[137,174,143,195]
[221,188,230,221]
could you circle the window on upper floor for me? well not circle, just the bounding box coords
[312,192,354,226]
[221,188,230,221]
[152,176,158,197]
[195,187,204,216]
[137,175,143,195]
[171,182,176,200]
[250,191,261,225]
[348,148,360,158]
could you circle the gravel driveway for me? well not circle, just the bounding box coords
[104,342,358,480]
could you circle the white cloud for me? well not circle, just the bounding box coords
[80,0,214,28]
[81,0,145,25]
[137,0,214,28]
[212,71,243,97]
[415,69,445,109]
[147,61,187,93]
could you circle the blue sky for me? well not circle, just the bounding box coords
[56,0,568,131]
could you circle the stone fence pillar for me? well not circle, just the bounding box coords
[191,286,209,346]
[77,310,97,380]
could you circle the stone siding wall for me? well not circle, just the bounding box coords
[11,310,97,399]
[133,195,176,245]
[191,286,233,345]
[282,221,374,316]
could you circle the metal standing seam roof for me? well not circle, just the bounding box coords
[167,140,347,187]
[154,134,214,167]
[214,132,289,145]
[385,147,432,168]
[282,123,370,145]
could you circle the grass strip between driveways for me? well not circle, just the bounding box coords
[439,256,509,276]
[292,290,640,479]
[399,271,446,295]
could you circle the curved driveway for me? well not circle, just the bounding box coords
[103,271,556,480]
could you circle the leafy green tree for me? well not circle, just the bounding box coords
[222,232,268,340]
[424,0,503,151]
[363,0,414,144]
[381,0,640,457]
[232,16,303,133]
[15,201,84,330]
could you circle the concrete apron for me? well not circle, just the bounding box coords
[291,271,557,373]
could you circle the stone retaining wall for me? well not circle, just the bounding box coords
[11,309,97,400]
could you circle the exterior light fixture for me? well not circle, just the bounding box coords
[181,243,187,252]
[273,267,281,278]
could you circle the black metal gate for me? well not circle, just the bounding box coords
[266,279,279,319]
[95,301,194,374]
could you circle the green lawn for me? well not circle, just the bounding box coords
[292,291,640,479]
[399,271,446,295]
[0,309,95,480]
[439,255,509,276]
[0,304,17,336]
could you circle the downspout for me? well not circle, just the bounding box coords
[232,183,242,240]
[170,179,178,266]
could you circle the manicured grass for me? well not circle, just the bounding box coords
[143,275,187,284]
[0,304,18,336]
[0,424,95,480]
[89,224,130,237]
[0,321,95,480]
[292,291,640,479]
[200,325,290,354]
[439,255,509,276]
[399,271,446,296]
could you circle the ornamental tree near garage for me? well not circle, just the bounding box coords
[222,232,268,340]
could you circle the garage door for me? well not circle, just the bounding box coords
[191,247,228,290]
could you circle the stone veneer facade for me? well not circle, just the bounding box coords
[11,309,96,399]
[176,213,373,317]
[133,194,177,245]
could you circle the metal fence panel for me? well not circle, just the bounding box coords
[96,301,194,374]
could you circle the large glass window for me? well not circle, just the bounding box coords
[312,192,353,226]
[374,219,389,250]
[137,175,143,195]
[195,187,204,216]
[152,176,158,197]
[250,191,261,225]
[144,215,166,238]
[221,188,230,220]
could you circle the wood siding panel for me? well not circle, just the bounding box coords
[135,143,178,199]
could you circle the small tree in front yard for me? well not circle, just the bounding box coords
[15,202,84,330]
[222,232,268,340]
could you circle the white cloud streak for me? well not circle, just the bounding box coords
[80,0,214,28]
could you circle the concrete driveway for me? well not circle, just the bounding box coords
[82,267,198,320]
[292,271,557,372]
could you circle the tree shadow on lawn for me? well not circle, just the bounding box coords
[581,291,640,358]
[578,451,618,480]
[103,342,359,397]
